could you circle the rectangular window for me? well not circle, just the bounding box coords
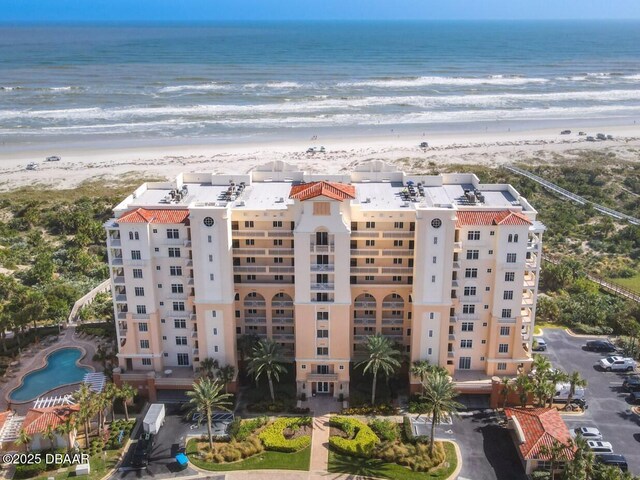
[244,221,254,228]
[500,326,511,336]
[365,239,376,247]
[317,312,329,320]
[317,347,329,356]
[210,274,214,281]
[364,275,375,281]
[170,266,183,276]
[393,276,402,282]
[465,268,478,278]
[463,286,477,296]
[466,249,479,260]
[393,258,403,265]
[505,272,515,282]
[136,305,147,314]
[393,240,403,247]
[503,290,514,300]
[313,202,330,215]
[365,221,376,229]
[460,339,473,348]
[132,269,143,279]
[245,239,255,246]
[208,235,212,243]
[138,323,148,332]
[497,362,507,371]
[459,357,471,370]
[499,344,509,353]
[467,231,480,241]
[506,253,517,263]
[177,353,189,366]
[273,239,283,246]
[246,257,256,264]
[168,247,181,258]
[431,275,436,283]
[140,339,150,349]
[317,329,329,338]
[142,358,151,366]
[166,228,179,239]
[134,287,145,297]
[176,336,187,346]
[432,256,437,264]
[273,221,283,228]
[461,322,474,332]
[274,257,283,264]
[209,254,213,262]
[131,250,141,260]
[365,258,375,264]
[173,301,186,311]
[174,319,187,329]
[213,328,218,335]
[462,304,475,314]
[394,222,404,229]
[501,308,512,318]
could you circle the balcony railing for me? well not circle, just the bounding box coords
[381,318,403,325]
[272,317,294,324]
[452,262,461,269]
[351,249,379,256]
[381,267,412,274]
[108,238,121,247]
[243,300,266,307]
[233,266,267,273]
[270,266,295,273]
[272,334,295,341]
[354,301,376,308]
[381,232,414,238]
[268,231,294,237]
[381,249,414,256]
[310,243,335,253]
[233,248,266,255]
[382,301,405,308]
[233,230,267,237]
[245,317,267,324]
[310,264,334,272]
[351,232,379,238]
[350,267,378,274]
[306,373,339,382]
[115,294,127,302]
[269,248,294,255]
[354,318,376,325]
[113,276,125,285]
[117,312,127,320]
[310,283,334,291]
[271,301,293,307]
[110,257,123,266]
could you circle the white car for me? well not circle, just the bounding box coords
[572,427,602,441]
[46,155,60,162]
[587,440,614,454]
[25,162,38,170]
[598,356,636,372]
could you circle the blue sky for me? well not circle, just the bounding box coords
[3,0,640,22]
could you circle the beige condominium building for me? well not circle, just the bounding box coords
[106,160,543,400]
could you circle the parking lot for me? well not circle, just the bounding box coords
[116,404,209,479]
[542,328,640,474]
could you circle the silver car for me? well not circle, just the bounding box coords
[572,427,602,441]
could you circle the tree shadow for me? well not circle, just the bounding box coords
[480,424,527,480]
[328,451,389,479]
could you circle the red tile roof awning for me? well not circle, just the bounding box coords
[23,405,80,435]
[456,210,532,227]
[117,208,190,224]
[504,408,575,461]
[289,181,356,202]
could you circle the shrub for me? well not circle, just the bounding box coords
[341,404,398,416]
[329,416,380,458]
[369,419,398,442]
[259,417,312,453]
[14,462,46,479]
[230,416,268,441]
[532,471,551,480]
[289,406,310,414]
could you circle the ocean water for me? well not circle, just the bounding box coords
[1,21,640,148]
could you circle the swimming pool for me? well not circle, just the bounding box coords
[10,348,91,402]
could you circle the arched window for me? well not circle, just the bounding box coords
[508,234,513,243]
[234,293,240,301]
[129,231,134,240]
[513,234,519,243]
[134,231,140,240]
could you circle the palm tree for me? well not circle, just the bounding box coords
[563,435,594,480]
[217,365,235,394]
[56,416,76,453]
[515,374,532,408]
[15,428,32,452]
[565,371,587,410]
[499,377,515,409]
[538,439,571,480]
[43,424,57,450]
[199,357,219,378]
[103,382,119,423]
[547,369,568,407]
[94,390,110,430]
[420,373,464,456]
[356,334,401,405]
[185,377,232,450]
[247,339,287,403]
[73,383,95,445]
[410,360,445,393]
[119,383,137,421]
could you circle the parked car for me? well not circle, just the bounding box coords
[578,131,587,136]
[25,162,38,170]
[571,427,603,441]
[46,155,60,162]
[596,133,607,140]
[622,375,640,392]
[606,134,614,140]
[587,440,614,454]
[553,382,586,405]
[419,141,429,148]
[560,130,571,135]
[532,338,547,351]
[585,340,617,353]
[586,136,596,142]
[598,356,636,372]
[596,453,628,471]
[629,390,640,404]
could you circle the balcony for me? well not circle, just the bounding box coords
[191,331,198,338]
[192,348,199,356]
[245,317,267,325]
[382,301,405,308]
[381,267,412,274]
[113,276,125,285]
[381,318,403,326]
[185,259,193,267]
[310,283,334,291]
[311,264,334,272]
[526,256,539,269]
[522,293,534,307]
[110,257,123,266]
[184,240,192,248]
[272,317,294,324]
[189,313,197,321]
[271,301,293,307]
[452,262,461,270]
[243,300,266,307]
[523,274,536,288]
[351,249,379,256]
[272,334,295,341]
[449,316,458,323]
[381,249,414,256]
[115,294,127,302]
[350,267,378,274]
[270,266,295,273]
[448,334,455,341]
[354,335,369,342]
[381,232,414,238]
[188,278,194,285]
[269,248,294,256]
[233,230,267,238]
[268,231,294,238]
[108,238,121,247]
[351,232,379,238]
[310,243,335,253]
[233,266,267,273]
[453,242,463,251]
[117,312,127,320]
[448,351,455,358]
[311,298,334,303]
[354,318,376,325]
[354,301,376,308]
[306,373,339,382]
[233,248,267,255]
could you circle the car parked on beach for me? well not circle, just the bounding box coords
[25,162,38,170]
[46,155,60,161]
[560,130,571,135]
[598,356,636,372]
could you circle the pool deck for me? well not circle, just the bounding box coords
[0,326,104,414]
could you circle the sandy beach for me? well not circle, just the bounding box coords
[1,124,639,191]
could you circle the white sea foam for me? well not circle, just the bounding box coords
[337,76,550,88]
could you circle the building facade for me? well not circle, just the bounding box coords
[106,160,544,399]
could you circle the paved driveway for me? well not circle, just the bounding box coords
[542,328,640,474]
[451,411,527,480]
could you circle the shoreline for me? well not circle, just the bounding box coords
[1,123,639,191]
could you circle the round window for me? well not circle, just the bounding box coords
[203,217,215,227]
[431,218,442,228]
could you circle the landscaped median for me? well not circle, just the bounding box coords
[186,416,312,471]
[327,416,458,480]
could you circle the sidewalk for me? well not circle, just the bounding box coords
[309,414,330,474]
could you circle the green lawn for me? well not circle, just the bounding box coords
[328,442,457,480]
[36,450,121,480]
[186,439,311,471]
[607,274,640,295]
[534,321,562,336]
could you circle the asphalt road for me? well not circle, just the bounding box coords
[542,328,640,474]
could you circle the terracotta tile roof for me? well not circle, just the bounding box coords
[455,210,532,227]
[22,405,79,435]
[117,208,190,224]
[289,181,356,202]
[504,408,575,461]
[0,411,10,433]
